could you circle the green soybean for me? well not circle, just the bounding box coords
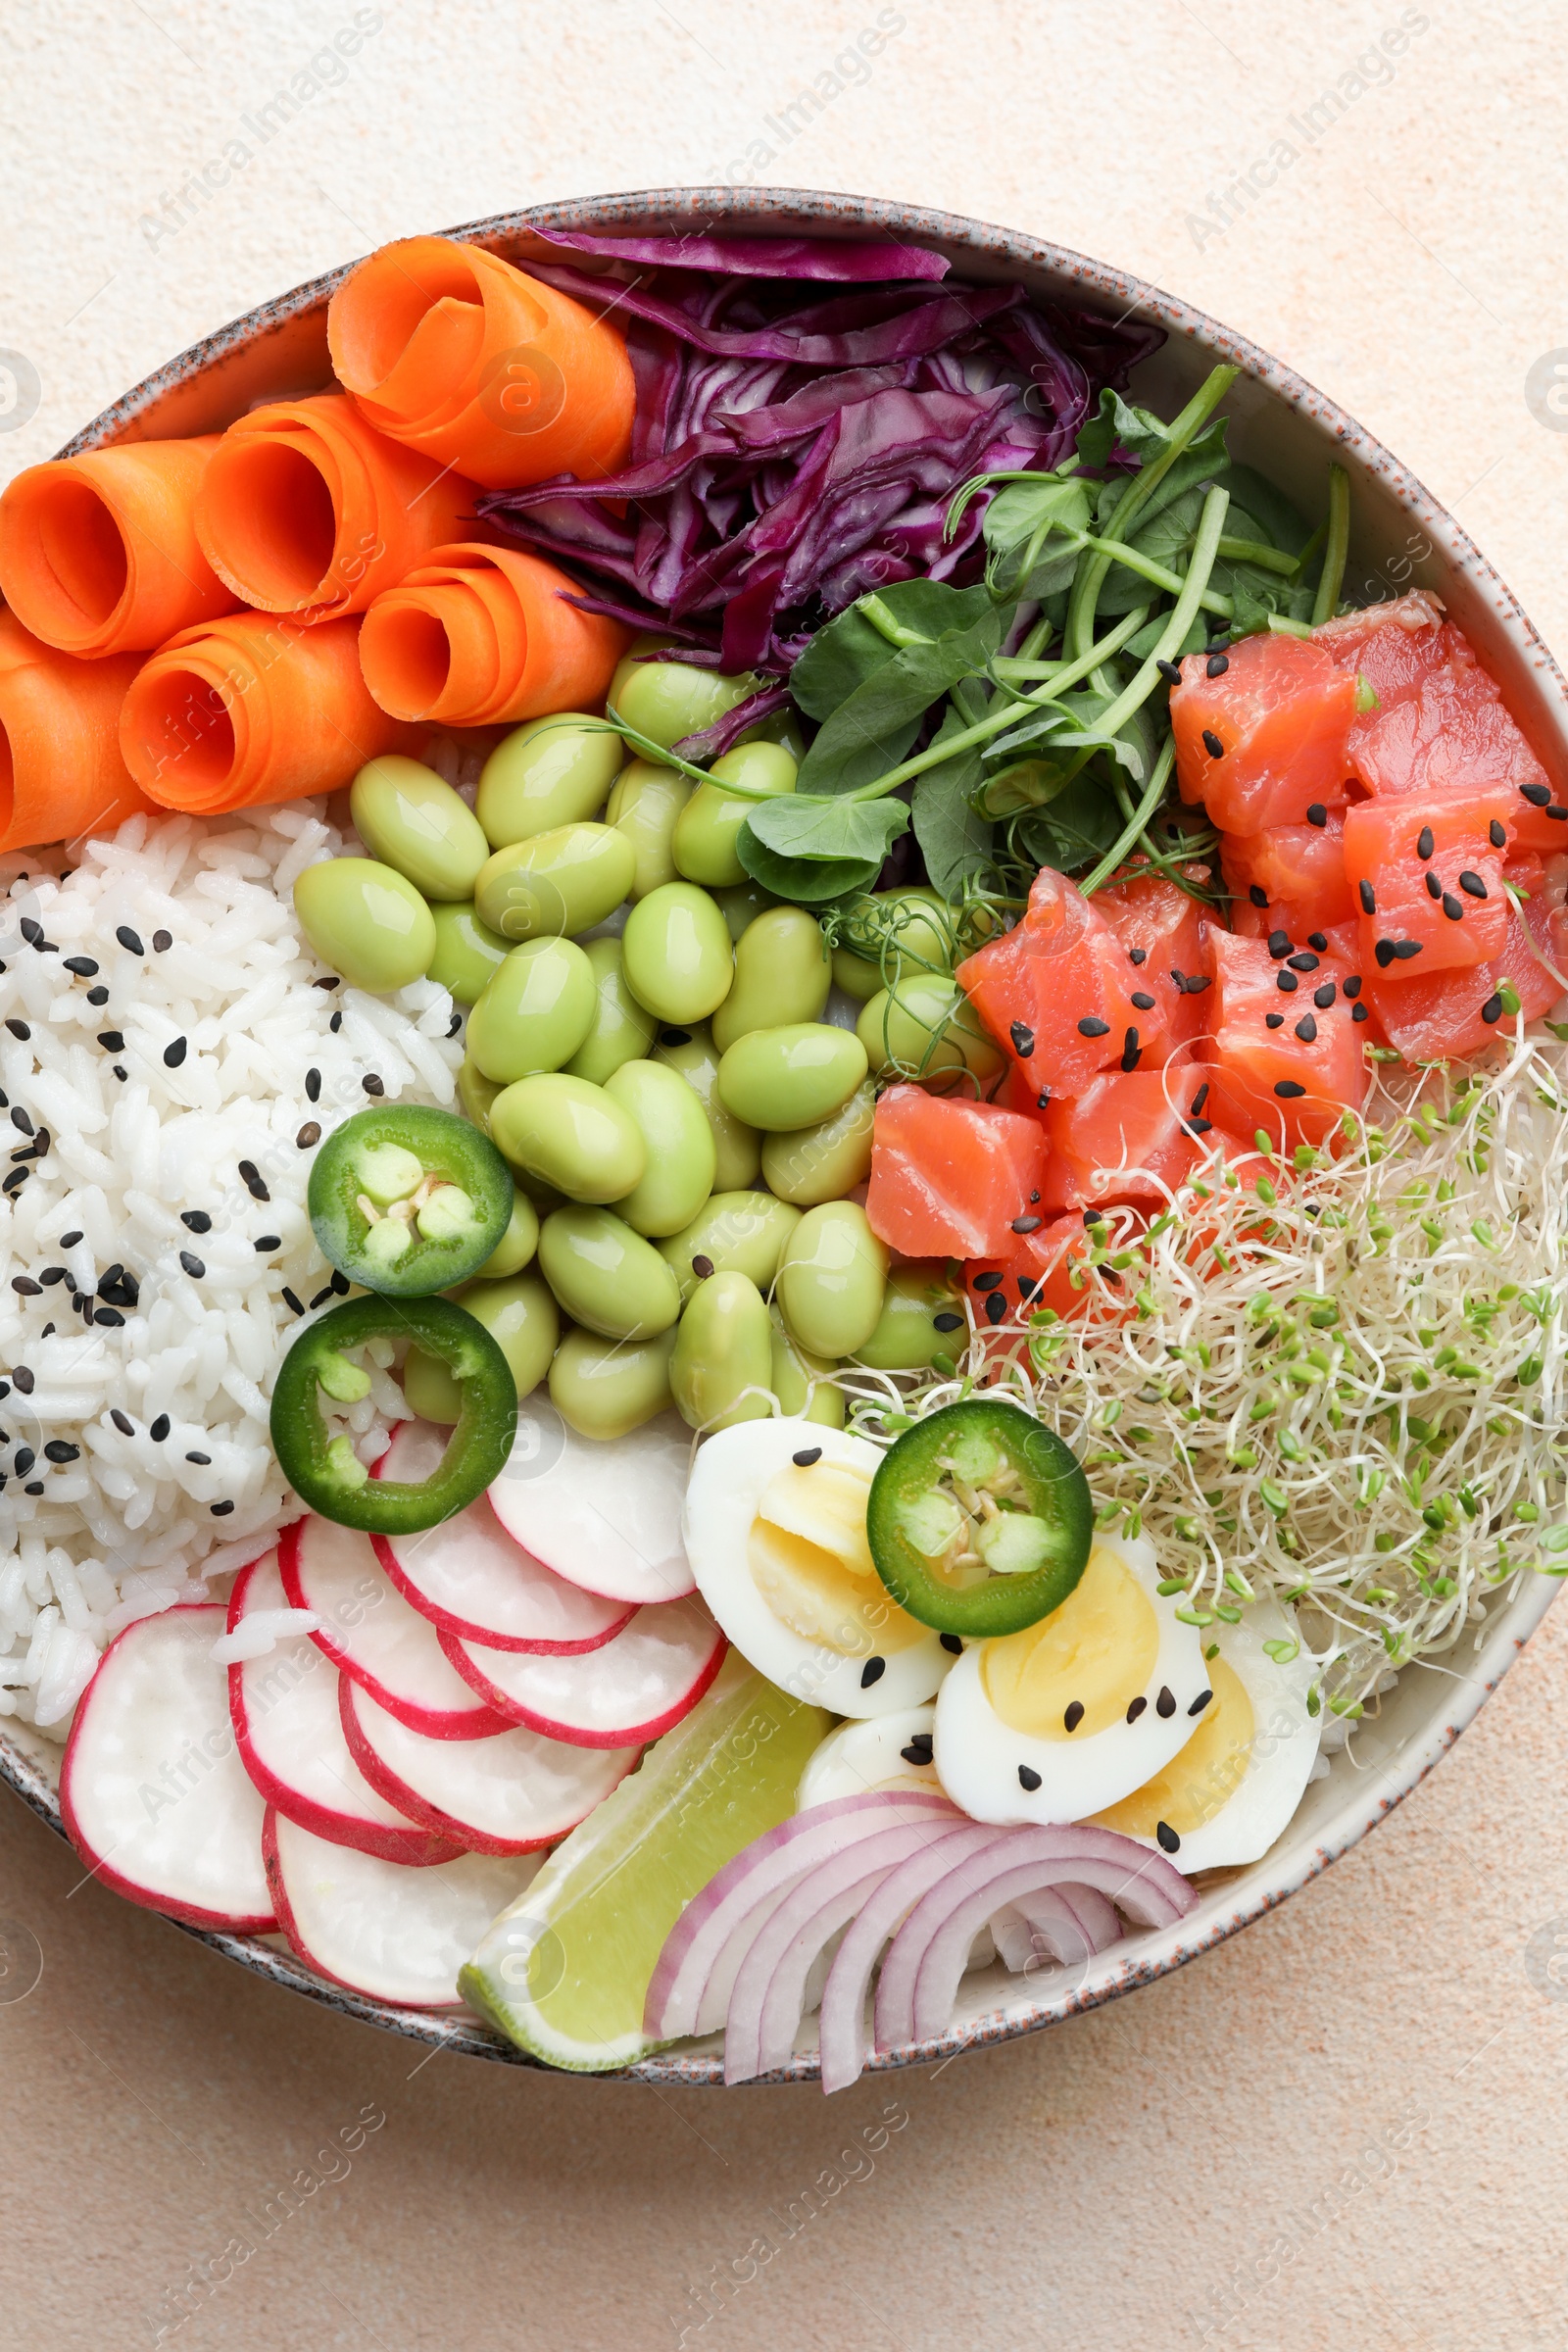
[832,886,956,1000]
[606,760,691,899]
[711,907,830,1053]
[670,1272,773,1432]
[458,1054,502,1136]
[657,1189,802,1307]
[608,634,678,714]
[671,741,798,888]
[776,1201,889,1357]
[857,974,1004,1084]
[760,1081,875,1206]
[857,1260,962,1371]
[477,715,623,847]
[474,822,637,943]
[768,1308,846,1429]
[549,1325,677,1441]
[614,660,757,754]
[349,757,490,902]
[293,858,435,994]
[489,1073,646,1204]
[716,1023,868,1132]
[538,1206,682,1340]
[563,938,659,1086]
[713,880,779,942]
[621,882,734,1024]
[427,901,510,1006]
[652,1023,761,1192]
[602,1059,716,1237]
[403,1273,559,1421]
[466,937,596,1085]
[473,1189,540,1281]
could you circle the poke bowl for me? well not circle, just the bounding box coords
[0,187,1562,2086]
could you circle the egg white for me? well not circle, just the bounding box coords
[682,1419,952,1718]
[932,1533,1208,1826]
[796,1706,940,1810]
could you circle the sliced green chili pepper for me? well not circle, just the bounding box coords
[308,1106,514,1297]
[865,1399,1093,1638]
[270,1296,516,1532]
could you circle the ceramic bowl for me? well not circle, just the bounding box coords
[5,187,1561,2082]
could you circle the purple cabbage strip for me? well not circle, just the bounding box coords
[531,227,950,281]
[670,682,797,761]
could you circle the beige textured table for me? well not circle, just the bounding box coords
[4,5,1567,2344]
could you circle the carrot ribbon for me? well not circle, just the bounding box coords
[326,236,635,491]
[0,611,150,852]
[0,437,236,657]
[358,543,628,724]
[119,611,404,815]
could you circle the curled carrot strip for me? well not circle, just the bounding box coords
[0,437,235,657]
[194,393,478,621]
[119,612,404,815]
[0,612,150,851]
[326,236,635,490]
[358,543,628,724]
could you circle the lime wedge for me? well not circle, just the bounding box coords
[461,1656,827,2071]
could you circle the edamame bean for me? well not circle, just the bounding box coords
[713,880,778,942]
[489,1073,646,1204]
[606,760,691,899]
[760,1081,875,1206]
[711,906,830,1053]
[652,1023,761,1191]
[857,1260,962,1371]
[857,974,1004,1083]
[549,1325,677,1441]
[768,1306,846,1428]
[671,742,797,888]
[427,901,510,1005]
[616,661,757,754]
[477,716,623,847]
[474,1189,540,1280]
[776,1200,888,1357]
[670,1272,773,1431]
[621,882,734,1024]
[466,937,596,1085]
[538,1206,682,1340]
[602,1059,716,1237]
[293,858,435,993]
[458,1054,502,1135]
[716,1023,868,1132]
[403,1273,559,1421]
[608,634,677,715]
[832,886,956,1000]
[657,1189,802,1306]
[349,757,490,901]
[475,823,637,943]
[563,938,658,1086]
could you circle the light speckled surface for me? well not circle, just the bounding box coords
[3,3,1567,2344]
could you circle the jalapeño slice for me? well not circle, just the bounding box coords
[866,1399,1092,1638]
[270,1296,516,1532]
[308,1105,513,1297]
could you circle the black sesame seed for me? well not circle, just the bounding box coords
[1392,939,1423,960]
[1275,1079,1306,1099]
[1077,1016,1109,1038]
[985,1291,1006,1325]
[43,1441,79,1464]
[1063,1699,1085,1733]
[96,1031,124,1053]
[1307,932,1328,952]
[237,1161,270,1201]
[110,1408,133,1437]
[1127,947,1147,966]
[659,1028,691,1047]
[181,1210,212,1233]
[1305,803,1327,827]
[1156,658,1183,685]
[10,1278,40,1297]
[972,1270,1004,1291]
[1120,1029,1141,1072]
[1295,1014,1318,1043]
[1521,781,1551,807]
[1155,1686,1176,1719]
[1352,1002,1370,1022]
[329,1011,343,1033]
[314,974,342,990]
[1010,1215,1042,1235]
[1249,885,1269,908]
[305,1068,321,1102]
[309,1286,334,1310]
[1082,1207,1104,1226]
[116,926,144,955]
[14,1448,34,1476]
[9,1106,30,1136]
[1017,1765,1043,1792]
[211,1500,235,1516]
[1423,870,1443,902]
[1442,892,1465,921]
[1277,971,1298,994]
[1,1168,28,1196]
[254,1236,281,1253]
[184,1450,211,1466]
[1201,729,1225,760]
[1009,1021,1035,1057]
[1313,982,1337,1008]
[1375,940,1396,968]
[1126,1694,1148,1724]
[859,1656,886,1689]
[1189,1689,1213,1716]
[296,1122,321,1150]
[362,1074,385,1097]
[1016,1277,1043,1301]
[1489,820,1507,850]
[11,1369,31,1395]
[791,1446,823,1467]
[446,1012,463,1039]
[900,1738,934,1766]
[1343,975,1362,1000]
[1155,1821,1182,1854]
[112,1066,127,1082]
[60,1232,82,1249]
[1029,1191,1040,1204]
[1480,993,1504,1025]
[149,1415,170,1442]
[163,1037,188,1068]
[37,1266,66,1287]
[1189,1083,1209,1115]
[1036,1092,1051,1109]
[152,929,172,953]
[690,1253,715,1280]
[329,1271,350,1295]
[1267,930,1291,958]
[1458,870,1488,899]
[1131,991,1155,1011]
[5,1019,29,1042]
[1184,972,1211,994]
[63,956,99,977]
[93,1307,124,1327]
[179,1251,206,1278]
[1287,954,1320,973]
[1358,880,1376,914]
[1206,652,1229,677]
[85,986,109,1006]
[1416,826,1435,860]
[282,1287,307,1315]
[940,1633,964,1654]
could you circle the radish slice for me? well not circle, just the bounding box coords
[644,1791,959,2043]
[264,1809,543,2008]
[281,1516,510,1740]
[339,1679,637,1856]
[227,1554,460,1866]
[441,1598,726,1748]
[818,1824,1001,2094]
[485,1401,695,1604]
[374,1421,634,1652]
[60,1604,275,1934]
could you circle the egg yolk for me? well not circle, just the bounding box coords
[749,1460,926,1656]
[980,1544,1158,1739]
[1092,1658,1255,1838]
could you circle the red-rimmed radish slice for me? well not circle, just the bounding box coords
[227,1554,461,1866]
[60,1604,275,1934]
[441,1598,726,1749]
[340,1678,637,1856]
[373,1421,634,1653]
[280,1516,509,1740]
[485,1401,695,1605]
[263,1808,543,2008]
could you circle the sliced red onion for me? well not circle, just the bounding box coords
[989,1890,1095,1973]
[644,1790,956,2043]
[1054,1883,1121,1951]
[817,1824,1003,2095]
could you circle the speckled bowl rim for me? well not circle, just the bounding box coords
[7,184,1562,2084]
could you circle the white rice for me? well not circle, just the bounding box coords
[0,797,465,1735]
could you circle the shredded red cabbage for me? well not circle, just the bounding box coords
[479,237,1161,672]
